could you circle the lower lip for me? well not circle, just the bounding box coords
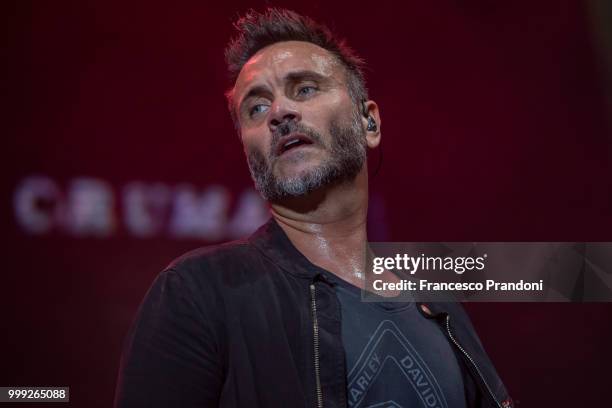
[279,143,315,157]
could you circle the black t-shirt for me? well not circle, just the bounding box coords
[320,270,468,408]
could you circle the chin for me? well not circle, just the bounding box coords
[274,158,323,178]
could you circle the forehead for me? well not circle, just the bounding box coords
[234,41,343,96]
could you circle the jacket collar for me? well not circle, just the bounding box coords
[247,218,456,299]
[248,217,326,280]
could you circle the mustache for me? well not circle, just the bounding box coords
[270,121,323,157]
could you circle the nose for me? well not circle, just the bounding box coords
[268,98,301,131]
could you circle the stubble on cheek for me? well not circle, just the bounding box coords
[245,144,271,188]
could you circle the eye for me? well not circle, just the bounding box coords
[249,103,269,117]
[296,85,317,97]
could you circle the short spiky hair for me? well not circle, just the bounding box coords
[224,8,368,128]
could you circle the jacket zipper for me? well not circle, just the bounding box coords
[310,283,324,408]
[445,315,503,408]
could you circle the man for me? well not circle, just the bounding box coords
[115,8,512,408]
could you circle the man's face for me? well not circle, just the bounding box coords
[232,41,366,202]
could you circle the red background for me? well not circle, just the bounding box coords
[4,1,612,406]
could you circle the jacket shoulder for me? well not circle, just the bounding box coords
[164,239,268,287]
[167,239,250,268]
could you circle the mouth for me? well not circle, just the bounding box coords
[275,133,314,156]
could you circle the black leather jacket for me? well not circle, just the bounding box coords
[115,218,513,407]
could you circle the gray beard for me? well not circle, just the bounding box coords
[246,109,366,202]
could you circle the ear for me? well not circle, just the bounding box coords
[361,100,381,149]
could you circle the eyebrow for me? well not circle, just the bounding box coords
[239,85,270,112]
[284,70,329,84]
[238,70,331,112]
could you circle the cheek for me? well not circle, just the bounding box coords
[241,129,270,156]
[311,96,356,131]
[305,92,353,126]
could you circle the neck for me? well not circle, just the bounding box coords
[270,167,370,288]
